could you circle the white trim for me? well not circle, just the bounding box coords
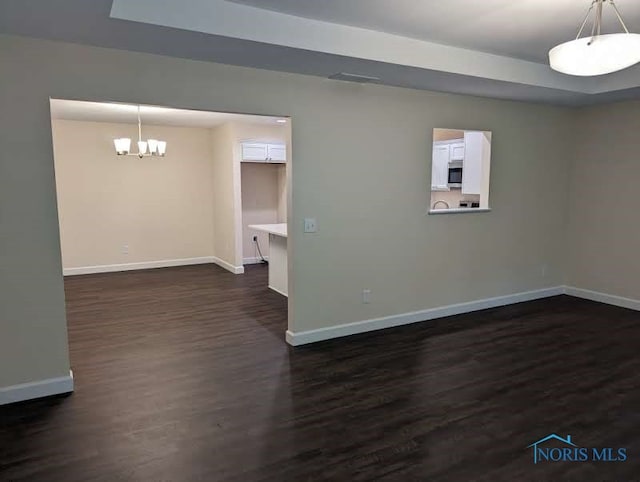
[428,208,492,215]
[110,0,585,93]
[212,256,245,275]
[63,257,216,275]
[268,285,288,297]
[63,256,244,276]
[243,256,269,265]
[286,286,564,346]
[0,370,74,406]
[564,286,640,311]
[232,140,245,271]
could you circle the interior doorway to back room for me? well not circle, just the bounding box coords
[49,99,291,359]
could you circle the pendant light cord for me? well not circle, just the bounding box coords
[611,1,630,34]
[137,105,142,144]
[577,0,630,42]
[589,0,602,42]
[576,1,596,39]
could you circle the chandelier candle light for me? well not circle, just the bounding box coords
[549,0,640,76]
[114,105,167,157]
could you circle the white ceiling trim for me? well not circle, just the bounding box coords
[110,0,596,94]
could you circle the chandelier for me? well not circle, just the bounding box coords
[113,105,167,157]
[549,0,640,76]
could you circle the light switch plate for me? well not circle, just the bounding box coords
[304,218,317,233]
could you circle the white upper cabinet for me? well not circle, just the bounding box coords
[431,144,450,191]
[241,142,287,163]
[267,143,286,163]
[242,143,269,162]
[450,142,465,161]
[431,138,464,191]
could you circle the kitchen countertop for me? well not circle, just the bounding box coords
[248,223,287,238]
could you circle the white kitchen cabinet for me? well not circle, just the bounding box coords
[450,142,465,161]
[462,131,491,196]
[242,143,269,162]
[431,144,450,191]
[267,143,286,163]
[241,142,287,163]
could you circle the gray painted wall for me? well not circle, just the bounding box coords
[0,34,575,389]
[567,101,640,299]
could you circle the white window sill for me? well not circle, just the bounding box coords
[428,208,492,215]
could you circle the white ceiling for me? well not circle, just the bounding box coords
[50,99,288,127]
[110,0,589,92]
[108,0,640,100]
[228,0,640,63]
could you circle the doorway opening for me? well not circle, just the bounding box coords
[49,98,291,364]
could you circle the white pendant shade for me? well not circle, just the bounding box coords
[138,140,148,155]
[147,139,158,154]
[114,138,131,155]
[157,141,167,156]
[550,33,640,76]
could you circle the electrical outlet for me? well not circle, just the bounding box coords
[541,264,548,277]
[121,244,129,255]
[304,218,318,233]
[362,289,371,304]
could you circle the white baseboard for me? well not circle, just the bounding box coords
[268,285,288,297]
[0,370,74,406]
[212,257,245,275]
[243,256,269,265]
[286,286,564,346]
[64,256,244,276]
[564,286,640,311]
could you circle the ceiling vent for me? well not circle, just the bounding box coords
[328,72,380,83]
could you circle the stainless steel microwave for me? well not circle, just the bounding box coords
[448,166,463,188]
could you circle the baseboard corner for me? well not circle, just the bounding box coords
[564,285,640,311]
[285,330,297,346]
[0,370,74,406]
[211,257,244,275]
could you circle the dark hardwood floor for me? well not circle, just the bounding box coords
[1,264,639,481]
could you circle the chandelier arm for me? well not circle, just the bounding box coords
[610,1,630,34]
[576,1,596,39]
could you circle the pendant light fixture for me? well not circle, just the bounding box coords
[549,0,640,76]
[113,105,167,157]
